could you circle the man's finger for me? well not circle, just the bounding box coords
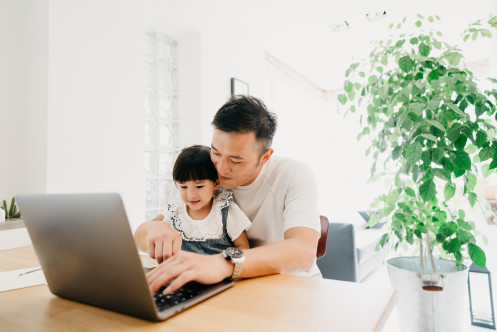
[164,270,195,294]
[149,261,186,293]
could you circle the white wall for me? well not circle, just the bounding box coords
[46,0,145,226]
[177,32,203,148]
[144,0,268,147]
[1,0,145,227]
[0,0,48,201]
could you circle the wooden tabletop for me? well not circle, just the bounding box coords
[0,246,396,332]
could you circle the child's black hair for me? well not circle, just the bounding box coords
[172,145,218,183]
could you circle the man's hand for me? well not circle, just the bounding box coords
[147,250,234,294]
[135,220,183,263]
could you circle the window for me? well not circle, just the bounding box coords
[144,30,180,220]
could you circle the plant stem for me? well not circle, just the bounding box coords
[419,237,426,273]
[426,230,436,273]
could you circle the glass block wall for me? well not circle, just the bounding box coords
[144,30,180,220]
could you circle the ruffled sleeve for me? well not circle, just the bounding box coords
[159,203,177,226]
[226,201,252,241]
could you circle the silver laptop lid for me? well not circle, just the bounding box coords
[16,193,159,321]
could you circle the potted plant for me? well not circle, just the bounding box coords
[1,197,22,221]
[338,14,497,332]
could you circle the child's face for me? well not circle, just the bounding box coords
[176,180,220,213]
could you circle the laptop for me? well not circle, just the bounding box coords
[16,193,234,321]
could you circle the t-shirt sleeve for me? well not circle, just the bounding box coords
[226,202,252,241]
[283,162,321,234]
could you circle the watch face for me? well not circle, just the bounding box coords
[225,247,243,258]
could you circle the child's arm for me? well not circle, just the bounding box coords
[232,231,250,250]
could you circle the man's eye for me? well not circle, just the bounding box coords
[231,160,241,164]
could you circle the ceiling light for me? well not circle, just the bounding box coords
[366,10,387,21]
[330,21,349,32]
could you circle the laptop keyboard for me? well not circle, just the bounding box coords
[153,282,207,311]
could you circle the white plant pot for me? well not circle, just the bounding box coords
[387,256,468,332]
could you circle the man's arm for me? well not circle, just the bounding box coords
[134,216,183,263]
[146,226,319,293]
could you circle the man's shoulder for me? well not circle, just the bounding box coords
[266,156,311,174]
[264,156,314,183]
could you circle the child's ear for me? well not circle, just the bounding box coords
[214,180,221,190]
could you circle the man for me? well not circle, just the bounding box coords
[135,95,321,294]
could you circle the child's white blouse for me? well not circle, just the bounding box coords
[161,191,251,242]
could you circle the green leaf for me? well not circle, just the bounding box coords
[428,70,440,82]
[392,146,402,160]
[415,20,422,27]
[427,120,445,132]
[338,94,348,105]
[444,182,456,201]
[347,90,355,100]
[447,126,460,142]
[475,130,488,148]
[368,214,381,227]
[419,180,436,202]
[395,39,405,48]
[377,233,390,249]
[421,133,438,142]
[398,56,414,73]
[452,151,471,170]
[479,146,495,161]
[468,243,486,268]
[482,164,493,177]
[407,142,422,165]
[344,81,353,93]
[466,144,477,155]
[432,148,445,163]
[490,158,497,170]
[468,192,477,207]
[410,37,419,44]
[368,75,378,84]
[447,103,466,117]
[455,134,468,150]
[405,187,416,197]
[439,221,458,238]
[434,168,451,181]
[465,173,477,192]
[481,29,492,38]
[419,43,431,57]
[445,238,461,253]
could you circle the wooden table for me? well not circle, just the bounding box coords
[0,246,396,332]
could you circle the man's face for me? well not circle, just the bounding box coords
[211,129,272,189]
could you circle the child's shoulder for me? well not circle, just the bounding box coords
[213,189,233,209]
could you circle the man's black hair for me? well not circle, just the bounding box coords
[173,145,218,183]
[211,95,277,154]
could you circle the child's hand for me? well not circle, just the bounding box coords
[145,221,182,263]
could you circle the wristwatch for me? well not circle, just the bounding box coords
[222,247,245,280]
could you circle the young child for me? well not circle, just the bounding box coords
[157,145,250,255]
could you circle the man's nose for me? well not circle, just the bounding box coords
[217,158,230,174]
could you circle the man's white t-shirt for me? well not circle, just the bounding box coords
[230,156,322,277]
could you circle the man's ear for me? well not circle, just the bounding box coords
[260,148,274,166]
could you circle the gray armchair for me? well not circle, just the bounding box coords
[316,218,389,282]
